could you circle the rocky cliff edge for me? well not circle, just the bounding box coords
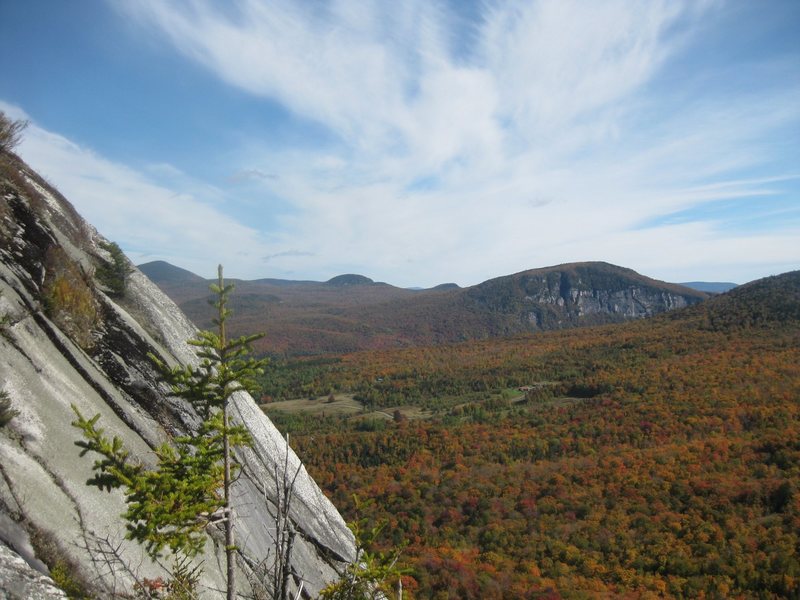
[0,152,355,597]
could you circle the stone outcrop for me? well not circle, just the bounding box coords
[0,153,355,597]
[464,262,708,332]
[0,544,67,600]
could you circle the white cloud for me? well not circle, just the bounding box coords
[483,1,684,136]
[2,105,271,279]
[6,1,799,286]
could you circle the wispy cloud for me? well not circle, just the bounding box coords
[1,101,274,279]
[121,1,692,170]
[227,168,278,184]
[8,1,799,285]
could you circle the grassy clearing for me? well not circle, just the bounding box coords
[260,384,580,432]
[261,394,435,423]
[261,394,364,417]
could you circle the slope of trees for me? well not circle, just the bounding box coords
[273,272,800,598]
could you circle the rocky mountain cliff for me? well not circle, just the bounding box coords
[460,262,708,332]
[0,152,355,596]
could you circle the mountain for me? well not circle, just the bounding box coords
[0,151,354,595]
[680,281,738,293]
[460,262,707,330]
[141,260,708,355]
[679,270,800,330]
[327,273,375,286]
[138,259,207,284]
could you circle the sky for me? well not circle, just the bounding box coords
[0,0,798,288]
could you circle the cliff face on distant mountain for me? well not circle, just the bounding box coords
[462,263,708,331]
[0,152,354,597]
[142,261,708,355]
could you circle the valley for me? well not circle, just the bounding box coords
[286,273,800,598]
[151,259,800,598]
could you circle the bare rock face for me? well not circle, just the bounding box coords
[0,153,355,597]
[0,544,67,600]
[465,263,707,332]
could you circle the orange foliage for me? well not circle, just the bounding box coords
[279,277,800,597]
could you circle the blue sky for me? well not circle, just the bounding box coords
[1,0,798,287]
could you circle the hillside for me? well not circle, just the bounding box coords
[683,270,800,330]
[327,273,375,286]
[0,150,354,596]
[141,261,708,355]
[261,270,800,598]
[137,259,207,285]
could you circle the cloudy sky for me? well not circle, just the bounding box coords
[1,0,798,287]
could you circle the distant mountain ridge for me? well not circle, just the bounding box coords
[461,262,707,332]
[140,260,709,355]
[138,260,207,284]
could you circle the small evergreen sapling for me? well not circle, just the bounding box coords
[73,265,268,599]
[95,241,133,297]
[71,410,224,558]
[151,264,269,600]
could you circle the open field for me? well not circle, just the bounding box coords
[261,394,435,423]
[261,393,364,417]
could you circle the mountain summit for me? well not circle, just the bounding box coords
[462,261,708,330]
[327,273,375,286]
[138,259,207,284]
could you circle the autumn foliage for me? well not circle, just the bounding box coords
[268,272,800,598]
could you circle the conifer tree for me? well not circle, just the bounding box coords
[72,410,224,558]
[73,265,268,599]
[154,264,268,599]
[95,241,133,297]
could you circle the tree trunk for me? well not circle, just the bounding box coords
[219,265,236,600]
[224,407,235,600]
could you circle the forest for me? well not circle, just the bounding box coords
[261,272,800,598]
